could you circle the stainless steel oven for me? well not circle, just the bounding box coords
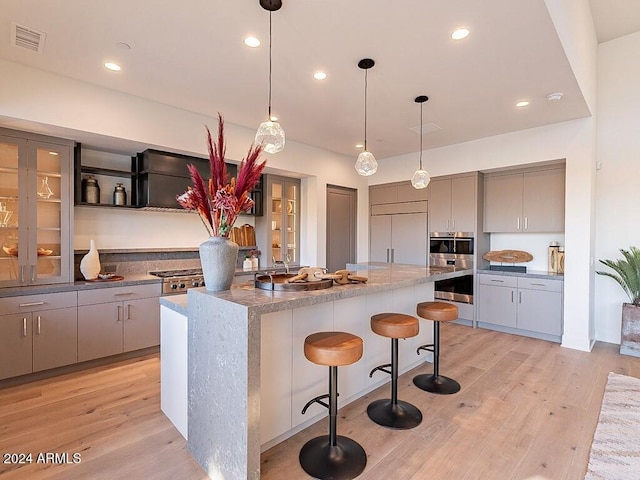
[430,232,474,304]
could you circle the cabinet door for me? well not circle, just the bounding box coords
[391,213,427,265]
[428,178,452,232]
[517,288,563,335]
[397,182,428,203]
[78,302,123,361]
[522,169,565,232]
[450,175,476,232]
[32,307,78,372]
[123,297,160,352]
[369,185,397,205]
[0,313,33,380]
[483,173,523,232]
[477,283,517,327]
[369,215,392,262]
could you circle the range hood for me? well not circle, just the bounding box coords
[136,149,209,210]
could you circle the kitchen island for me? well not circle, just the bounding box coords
[159,263,471,480]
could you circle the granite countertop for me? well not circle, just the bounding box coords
[478,268,564,281]
[160,262,471,315]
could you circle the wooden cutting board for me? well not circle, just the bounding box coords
[483,250,533,263]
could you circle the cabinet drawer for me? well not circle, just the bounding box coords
[517,277,563,293]
[0,291,77,315]
[78,283,160,306]
[478,274,517,288]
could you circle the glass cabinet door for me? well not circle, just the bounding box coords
[268,177,300,265]
[0,136,25,286]
[285,181,298,265]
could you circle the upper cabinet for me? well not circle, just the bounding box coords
[0,128,74,287]
[483,167,565,233]
[370,181,428,205]
[428,173,478,233]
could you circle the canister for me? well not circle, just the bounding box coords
[82,176,100,204]
[113,183,127,206]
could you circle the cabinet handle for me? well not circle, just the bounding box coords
[117,305,122,322]
[23,318,28,337]
[511,291,514,302]
[37,315,41,334]
[490,279,505,283]
[517,217,520,230]
[391,248,395,263]
[386,248,390,263]
[451,218,455,230]
[30,265,36,283]
[519,291,522,304]
[530,282,546,286]
[20,265,25,283]
[19,301,45,307]
[524,217,528,230]
[127,304,132,321]
[114,292,135,297]
[446,219,450,231]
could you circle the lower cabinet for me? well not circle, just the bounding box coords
[77,284,160,362]
[0,291,78,380]
[477,274,563,340]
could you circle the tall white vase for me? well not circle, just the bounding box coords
[80,239,101,280]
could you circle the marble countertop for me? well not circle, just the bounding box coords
[478,268,564,280]
[161,262,471,315]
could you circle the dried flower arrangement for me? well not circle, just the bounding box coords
[177,114,267,237]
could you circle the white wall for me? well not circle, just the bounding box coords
[0,59,370,267]
[594,31,640,343]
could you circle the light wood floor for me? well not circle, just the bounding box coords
[1,324,639,479]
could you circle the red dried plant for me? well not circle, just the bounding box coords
[177,114,266,237]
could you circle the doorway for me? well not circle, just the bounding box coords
[326,185,357,272]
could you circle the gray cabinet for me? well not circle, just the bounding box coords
[0,291,77,380]
[477,274,563,340]
[370,212,427,265]
[428,174,477,233]
[0,128,74,287]
[484,167,565,233]
[255,175,301,266]
[77,284,160,362]
[370,182,428,205]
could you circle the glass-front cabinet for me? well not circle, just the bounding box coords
[0,129,73,287]
[257,175,301,267]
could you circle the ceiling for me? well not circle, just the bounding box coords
[0,1,638,160]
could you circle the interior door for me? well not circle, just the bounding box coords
[326,185,357,272]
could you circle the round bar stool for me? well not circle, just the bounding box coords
[299,331,367,480]
[413,302,461,395]
[367,313,423,429]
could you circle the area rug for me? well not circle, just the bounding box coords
[585,372,640,479]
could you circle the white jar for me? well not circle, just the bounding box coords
[251,257,259,269]
[243,258,253,271]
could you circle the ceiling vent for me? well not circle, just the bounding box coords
[409,122,441,135]
[11,22,46,54]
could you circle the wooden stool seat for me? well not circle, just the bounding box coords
[416,301,458,322]
[371,312,419,339]
[304,331,363,367]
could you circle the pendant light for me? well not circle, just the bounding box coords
[354,58,378,176]
[255,0,285,154]
[411,95,431,189]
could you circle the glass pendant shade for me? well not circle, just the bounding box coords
[411,168,430,189]
[354,150,378,176]
[255,120,285,154]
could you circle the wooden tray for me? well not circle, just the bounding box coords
[483,250,533,263]
[84,275,125,282]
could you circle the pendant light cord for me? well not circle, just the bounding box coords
[364,68,368,151]
[419,102,423,169]
[268,11,273,119]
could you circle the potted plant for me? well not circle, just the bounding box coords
[597,246,640,357]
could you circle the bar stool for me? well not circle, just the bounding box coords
[413,301,461,395]
[299,331,367,480]
[368,313,422,429]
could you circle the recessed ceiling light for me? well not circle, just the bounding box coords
[244,36,260,48]
[355,143,364,149]
[451,28,470,40]
[48,151,58,156]
[104,62,121,72]
[547,92,563,102]
[516,100,530,108]
[313,71,327,80]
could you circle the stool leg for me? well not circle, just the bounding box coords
[413,321,461,395]
[367,338,422,429]
[299,366,367,479]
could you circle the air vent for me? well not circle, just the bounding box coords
[11,22,46,54]
[409,122,441,135]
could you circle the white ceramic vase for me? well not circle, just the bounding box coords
[199,236,239,291]
[80,239,101,280]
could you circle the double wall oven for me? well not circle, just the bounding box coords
[429,232,474,304]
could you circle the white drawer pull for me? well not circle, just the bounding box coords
[19,301,45,307]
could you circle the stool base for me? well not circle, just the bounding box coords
[367,399,422,429]
[299,435,367,480]
[413,373,461,395]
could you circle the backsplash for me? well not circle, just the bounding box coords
[488,233,565,272]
